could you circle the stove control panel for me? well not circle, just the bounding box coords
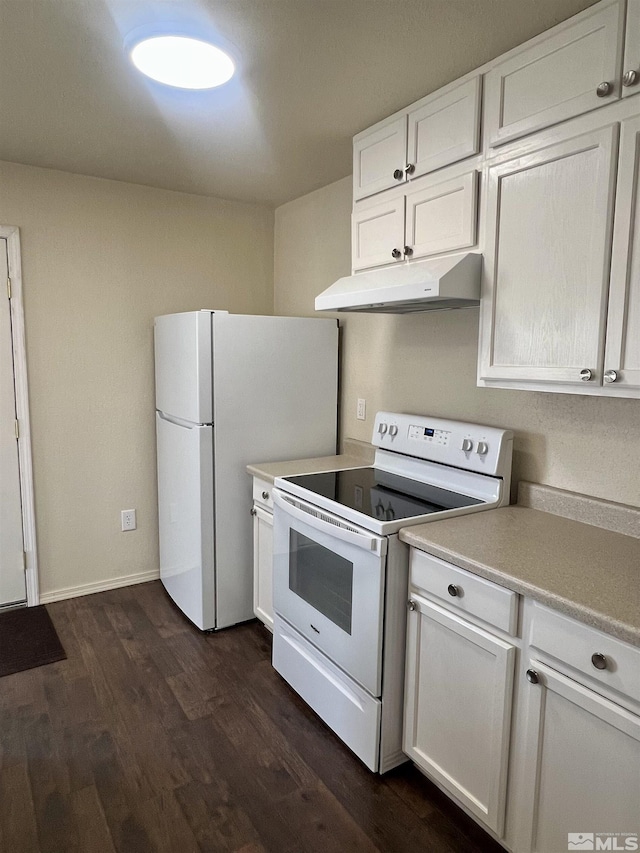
[373,411,514,480]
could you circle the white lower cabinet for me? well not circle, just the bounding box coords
[251,477,274,631]
[403,582,516,837]
[515,659,640,853]
[404,550,640,853]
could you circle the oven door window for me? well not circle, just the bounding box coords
[289,529,353,634]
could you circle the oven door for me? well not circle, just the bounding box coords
[272,489,387,696]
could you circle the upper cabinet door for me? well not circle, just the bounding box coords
[353,115,407,201]
[623,0,640,98]
[479,123,618,386]
[484,0,625,148]
[405,170,477,260]
[351,195,405,270]
[603,114,640,390]
[406,75,482,179]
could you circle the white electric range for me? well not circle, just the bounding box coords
[271,411,513,773]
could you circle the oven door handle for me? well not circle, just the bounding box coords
[273,490,387,556]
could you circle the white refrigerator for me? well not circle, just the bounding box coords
[154,310,338,631]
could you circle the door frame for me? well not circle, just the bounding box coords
[1,225,39,606]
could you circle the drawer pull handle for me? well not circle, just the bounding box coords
[447,584,460,597]
[408,600,417,611]
[591,652,608,671]
[526,669,539,685]
[262,490,270,500]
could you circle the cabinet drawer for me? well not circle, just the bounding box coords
[529,602,640,705]
[484,0,624,147]
[410,550,518,636]
[252,477,274,510]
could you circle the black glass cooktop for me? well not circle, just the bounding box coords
[283,468,483,523]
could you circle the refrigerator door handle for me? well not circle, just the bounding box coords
[157,411,213,428]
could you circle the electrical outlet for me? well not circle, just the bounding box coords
[357,398,366,420]
[121,509,137,531]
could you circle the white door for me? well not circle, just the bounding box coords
[353,115,407,201]
[479,123,618,386]
[0,238,26,607]
[604,114,640,390]
[484,0,624,147]
[516,660,640,853]
[156,413,214,630]
[403,595,515,836]
[351,195,405,270]
[272,490,386,696]
[405,170,477,260]
[622,0,640,100]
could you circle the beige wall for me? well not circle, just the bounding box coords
[274,176,640,509]
[0,160,274,600]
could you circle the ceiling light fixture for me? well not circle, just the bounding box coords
[129,35,235,90]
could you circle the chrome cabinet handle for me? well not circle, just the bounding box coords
[391,248,402,259]
[408,599,417,611]
[623,69,639,87]
[526,669,539,684]
[604,370,618,383]
[579,368,593,382]
[596,81,613,97]
[262,490,270,500]
[405,163,415,176]
[250,507,257,516]
[403,246,413,256]
[447,584,460,597]
[591,652,608,670]
[393,169,404,180]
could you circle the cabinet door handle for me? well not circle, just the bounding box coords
[623,69,639,87]
[391,248,402,259]
[405,163,415,176]
[262,490,270,500]
[604,370,618,383]
[408,599,417,611]
[591,652,608,670]
[403,246,413,257]
[447,584,460,597]
[526,669,539,684]
[250,507,257,516]
[393,169,404,180]
[579,368,593,382]
[596,81,613,97]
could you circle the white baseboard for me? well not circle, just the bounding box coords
[39,569,160,604]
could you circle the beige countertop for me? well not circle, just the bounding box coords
[247,438,375,484]
[399,504,640,647]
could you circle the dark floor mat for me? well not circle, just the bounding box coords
[0,605,66,678]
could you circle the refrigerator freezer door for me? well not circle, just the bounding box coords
[212,314,338,628]
[154,312,212,424]
[156,413,215,630]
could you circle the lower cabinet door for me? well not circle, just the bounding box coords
[252,504,274,630]
[516,660,640,853]
[403,595,516,836]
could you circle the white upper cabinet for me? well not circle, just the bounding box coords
[353,74,482,202]
[623,0,640,98]
[479,121,618,387]
[352,164,478,271]
[603,113,640,391]
[484,0,625,148]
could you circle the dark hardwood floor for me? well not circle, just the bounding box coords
[0,582,504,853]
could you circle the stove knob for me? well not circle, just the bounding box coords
[378,422,388,435]
[461,438,473,452]
[389,425,398,437]
[476,441,489,455]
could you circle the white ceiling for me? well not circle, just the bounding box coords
[0,0,596,207]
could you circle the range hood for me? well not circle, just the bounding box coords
[315,252,481,314]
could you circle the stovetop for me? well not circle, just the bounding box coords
[282,467,483,524]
